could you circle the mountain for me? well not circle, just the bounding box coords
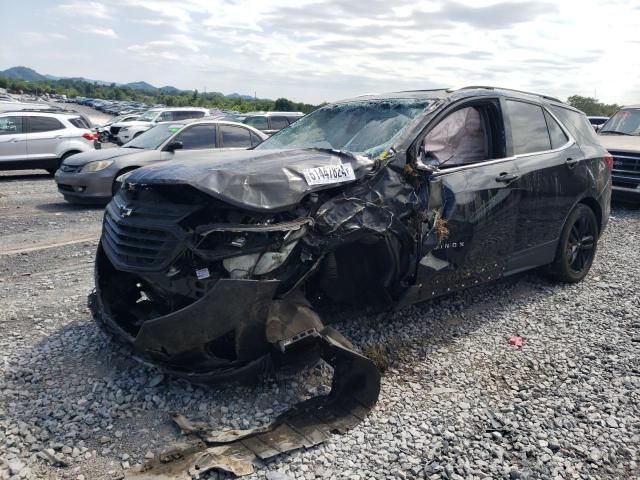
[0,66,263,100]
[0,66,48,81]
[125,81,157,91]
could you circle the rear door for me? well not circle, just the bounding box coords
[0,116,28,162]
[25,116,67,159]
[504,99,587,270]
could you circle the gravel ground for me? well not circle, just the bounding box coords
[0,167,638,480]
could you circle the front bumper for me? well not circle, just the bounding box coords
[612,185,640,202]
[92,244,283,382]
[54,167,117,204]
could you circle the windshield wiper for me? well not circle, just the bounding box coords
[600,130,634,136]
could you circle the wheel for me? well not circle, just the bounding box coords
[99,131,110,143]
[547,204,598,283]
[46,151,78,175]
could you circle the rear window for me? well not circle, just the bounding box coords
[27,116,65,133]
[220,125,252,148]
[68,117,90,129]
[173,111,205,120]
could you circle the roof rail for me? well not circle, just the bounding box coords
[457,86,563,104]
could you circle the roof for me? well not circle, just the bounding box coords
[334,86,572,109]
[621,105,640,109]
[0,109,85,117]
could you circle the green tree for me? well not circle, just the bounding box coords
[567,95,620,117]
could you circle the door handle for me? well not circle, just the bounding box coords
[565,157,579,168]
[496,172,519,183]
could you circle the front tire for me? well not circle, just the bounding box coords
[547,204,598,283]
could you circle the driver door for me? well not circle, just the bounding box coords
[404,99,521,303]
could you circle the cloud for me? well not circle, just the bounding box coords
[57,1,111,19]
[78,26,118,38]
[21,32,67,45]
[423,1,555,29]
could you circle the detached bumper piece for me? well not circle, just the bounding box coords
[124,328,381,478]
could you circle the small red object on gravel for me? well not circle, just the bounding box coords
[508,336,524,347]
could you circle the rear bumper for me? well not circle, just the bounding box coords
[54,168,115,203]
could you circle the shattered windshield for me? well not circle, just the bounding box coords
[600,109,640,135]
[123,123,184,149]
[256,99,432,157]
[137,111,159,122]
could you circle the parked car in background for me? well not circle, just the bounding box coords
[96,113,141,143]
[0,111,97,173]
[91,87,611,382]
[598,106,640,201]
[55,119,266,203]
[112,107,210,145]
[588,116,609,131]
[225,111,304,135]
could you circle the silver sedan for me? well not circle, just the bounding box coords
[54,119,267,204]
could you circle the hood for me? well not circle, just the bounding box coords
[124,148,376,211]
[597,134,640,154]
[63,147,154,166]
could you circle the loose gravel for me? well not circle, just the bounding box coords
[1,170,638,480]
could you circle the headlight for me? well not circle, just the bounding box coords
[80,160,113,172]
[120,127,129,133]
[223,240,300,278]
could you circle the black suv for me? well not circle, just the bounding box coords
[91,87,612,382]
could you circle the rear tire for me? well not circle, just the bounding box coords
[546,204,598,283]
[46,151,79,175]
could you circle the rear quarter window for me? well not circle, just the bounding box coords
[68,117,89,129]
[549,105,600,146]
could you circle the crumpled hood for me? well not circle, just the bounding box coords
[598,134,640,154]
[125,148,376,211]
[63,147,149,166]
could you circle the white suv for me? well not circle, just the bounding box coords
[112,107,210,145]
[0,110,98,174]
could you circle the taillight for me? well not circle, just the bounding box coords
[82,132,97,141]
[603,152,613,170]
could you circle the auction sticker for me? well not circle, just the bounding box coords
[302,163,356,186]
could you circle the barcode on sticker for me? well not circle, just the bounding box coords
[302,163,356,186]
[195,268,210,280]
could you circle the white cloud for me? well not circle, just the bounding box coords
[57,1,112,19]
[78,26,118,39]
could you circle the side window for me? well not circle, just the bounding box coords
[269,116,289,130]
[27,116,65,133]
[0,116,24,135]
[505,100,551,154]
[243,116,268,130]
[422,106,490,166]
[68,117,90,129]
[172,125,216,149]
[544,111,569,149]
[174,111,205,120]
[250,132,263,147]
[157,112,173,122]
[220,125,252,148]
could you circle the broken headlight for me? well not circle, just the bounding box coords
[222,239,300,278]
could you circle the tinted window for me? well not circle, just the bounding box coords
[220,125,252,148]
[173,111,205,120]
[544,111,569,149]
[550,106,600,146]
[506,100,551,154]
[27,116,65,133]
[157,112,173,122]
[250,131,263,147]
[68,117,90,129]
[172,125,216,149]
[244,116,268,130]
[270,116,289,130]
[0,116,23,135]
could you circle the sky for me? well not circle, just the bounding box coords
[1,0,639,105]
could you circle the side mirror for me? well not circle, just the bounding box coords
[414,145,437,173]
[165,141,183,152]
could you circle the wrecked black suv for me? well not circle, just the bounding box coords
[91,87,612,382]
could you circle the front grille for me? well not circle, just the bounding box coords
[110,126,121,135]
[100,195,200,272]
[58,184,74,192]
[610,150,640,188]
[60,164,81,173]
